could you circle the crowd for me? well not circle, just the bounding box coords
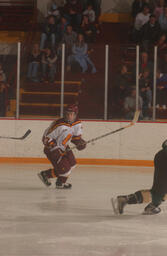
[3,0,167,119]
[26,0,100,84]
[112,0,167,120]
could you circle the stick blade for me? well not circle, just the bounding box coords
[132,110,140,124]
[21,129,31,139]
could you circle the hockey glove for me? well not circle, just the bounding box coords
[76,139,86,151]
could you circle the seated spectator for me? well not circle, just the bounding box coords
[0,74,8,117]
[132,51,154,81]
[156,69,167,109]
[145,0,157,13]
[27,43,41,82]
[41,48,57,83]
[124,88,143,120]
[158,51,167,73]
[113,64,132,104]
[0,63,6,82]
[83,3,96,23]
[56,16,69,43]
[61,24,77,56]
[131,0,146,19]
[139,68,152,119]
[40,15,57,50]
[140,14,161,51]
[154,0,165,20]
[63,0,82,30]
[159,5,167,32]
[79,14,97,43]
[132,4,150,43]
[91,0,101,18]
[47,0,61,23]
[67,33,96,73]
[157,33,167,56]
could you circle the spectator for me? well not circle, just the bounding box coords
[91,0,101,18]
[41,48,57,83]
[156,69,167,109]
[131,0,146,19]
[0,63,6,82]
[27,43,41,82]
[154,0,165,20]
[139,68,152,119]
[61,24,77,56]
[145,0,157,13]
[124,88,143,120]
[157,33,167,56]
[83,3,96,23]
[79,14,97,43]
[56,16,69,43]
[63,0,82,30]
[140,14,161,51]
[0,74,8,117]
[132,51,154,81]
[113,64,132,105]
[47,0,60,23]
[140,51,154,71]
[159,5,167,32]
[40,15,57,50]
[133,5,150,42]
[67,33,96,73]
[158,51,167,73]
[111,64,132,118]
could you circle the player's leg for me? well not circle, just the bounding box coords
[38,147,60,187]
[111,190,152,215]
[55,150,76,189]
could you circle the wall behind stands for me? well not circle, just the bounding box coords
[37,0,133,18]
[101,0,133,13]
[0,119,166,164]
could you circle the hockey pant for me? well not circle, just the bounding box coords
[44,147,76,183]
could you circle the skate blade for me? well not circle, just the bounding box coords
[111,198,119,215]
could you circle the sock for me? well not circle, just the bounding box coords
[127,191,143,204]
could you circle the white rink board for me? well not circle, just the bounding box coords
[0,119,167,160]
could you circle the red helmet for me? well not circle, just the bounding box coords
[66,104,79,114]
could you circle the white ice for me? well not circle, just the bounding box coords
[0,164,167,256]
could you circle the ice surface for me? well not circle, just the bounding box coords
[0,164,167,256]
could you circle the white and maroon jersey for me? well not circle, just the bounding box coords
[43,118,83,151]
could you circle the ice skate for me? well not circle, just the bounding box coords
[142,203,161,215]
[38,171,51,187]
[111,196,127,215]
[55,180,72,189]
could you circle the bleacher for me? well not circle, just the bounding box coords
[19,81,82,117]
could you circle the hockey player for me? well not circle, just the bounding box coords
[38,104,86,189]
[111,139,167,215]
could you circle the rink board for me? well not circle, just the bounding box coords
[0,119,167,164]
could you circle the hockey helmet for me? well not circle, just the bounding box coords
[65,104,78,123]
[162,139,167,151]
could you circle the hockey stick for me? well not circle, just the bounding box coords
[70,110,140,150]
[0,129,31,140]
